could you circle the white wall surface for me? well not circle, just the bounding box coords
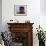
[40,0,46,13]
[40,0,46,31]
[0,0,2,32]
[2,0,46,46]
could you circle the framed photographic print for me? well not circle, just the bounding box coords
[14,5,27,16]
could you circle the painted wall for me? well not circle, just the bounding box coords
[2,0,46,46]
[0,0,2,32]
[40,0,46,13]
[40,0,46,31]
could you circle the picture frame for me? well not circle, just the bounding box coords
[14,5,27,16]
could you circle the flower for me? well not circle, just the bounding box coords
[36,25,45,41]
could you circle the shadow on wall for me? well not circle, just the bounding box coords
[40,0,46,14]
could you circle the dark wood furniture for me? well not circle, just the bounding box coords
[7,23,34,46]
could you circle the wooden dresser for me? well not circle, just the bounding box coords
[7,23,34,46]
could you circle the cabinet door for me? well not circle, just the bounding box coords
[11,32,28,46]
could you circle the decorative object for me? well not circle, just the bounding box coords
[25,20,30,23]
[36,25,45,46]
[8,19,19,23]
[14,5,27,16]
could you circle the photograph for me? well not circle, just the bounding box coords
[14,5,27,16]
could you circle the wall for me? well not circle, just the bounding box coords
[40,0,46,32]
[2,0,46,46]
[0,0,2,32]
[40,0,46,13]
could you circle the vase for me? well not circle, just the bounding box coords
[39,40,45,46]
